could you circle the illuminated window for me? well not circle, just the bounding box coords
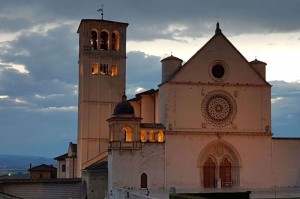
[123,126,132,142]
[149,130,155,142]
[111,64,118,76]
[100,64,108,75]
[92,63,98,75]
[90,30,98,50]
[100,31,109,50]
[112,31,120,51]
[157,130,164,142]
[140,130,147,142]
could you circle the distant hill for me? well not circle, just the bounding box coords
[0,154,56,169]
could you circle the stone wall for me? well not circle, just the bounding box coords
[111,187,151,199]
[0,179,81,199]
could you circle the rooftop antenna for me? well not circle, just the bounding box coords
[97,4,104,20]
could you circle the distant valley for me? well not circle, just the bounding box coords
[0,154,55,170]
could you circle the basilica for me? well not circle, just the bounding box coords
[56,18,300,198]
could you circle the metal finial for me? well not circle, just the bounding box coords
[97,4,104,20]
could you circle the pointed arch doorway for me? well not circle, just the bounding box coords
[198,140,241,188]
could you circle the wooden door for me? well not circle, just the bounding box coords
[203,158,216,188]
[220,158,232,187]
[141,173,147,188]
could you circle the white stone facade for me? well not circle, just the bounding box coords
[75,18,300,195]
[107,23,300,191]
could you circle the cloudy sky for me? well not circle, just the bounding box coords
[0,0,300,158]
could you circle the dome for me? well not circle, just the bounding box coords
[113,94,135,116]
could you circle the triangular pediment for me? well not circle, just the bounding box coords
[166,31,269,86]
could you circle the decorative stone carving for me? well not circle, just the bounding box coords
[212,143,224,157]
[202,90,237,126]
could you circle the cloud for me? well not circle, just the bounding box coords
[126,51,161,98]
[38,106,77,112]
[270,81,300,137]
[271,97,284,104]
[0,0,300,157]
[1,1,300,42]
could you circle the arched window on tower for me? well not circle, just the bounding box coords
[112,31,120,51]
[92,63,99,75]
[90,30,98,50]
[111,64,118,76]
[100,64,108,75]
[100,31,109,50]
[123,126,132,142]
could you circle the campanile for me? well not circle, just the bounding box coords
[77,19,128,176]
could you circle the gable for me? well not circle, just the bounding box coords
[169,32,269,86]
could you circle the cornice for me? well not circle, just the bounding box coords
[165,131,273,137]
[167,81,270,88]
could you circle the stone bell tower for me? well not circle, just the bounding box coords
[77,19,128,176]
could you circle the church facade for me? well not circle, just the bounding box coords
[73,18,300,197]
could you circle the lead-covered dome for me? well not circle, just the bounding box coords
[113,94,135,116]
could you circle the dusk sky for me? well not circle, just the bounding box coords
[0,0,300,158]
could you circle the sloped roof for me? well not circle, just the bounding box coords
[84,161,108,170]
[28,164,56,172]
[159,23,270,87]
[69,142,77,153]
[0,192,22,199]
[54,153,68,160]
[129,89,158,101]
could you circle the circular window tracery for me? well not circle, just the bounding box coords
[202,90,237,126]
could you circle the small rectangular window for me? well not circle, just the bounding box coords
[62,164,66,172]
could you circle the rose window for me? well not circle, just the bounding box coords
[202,90,237,126]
